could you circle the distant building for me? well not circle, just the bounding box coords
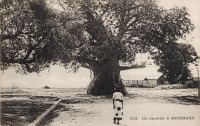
[143,78,158,88]
[191,77,199,88]
[123,75,167,88]
[157,75,166,85]
[123,78,158,88]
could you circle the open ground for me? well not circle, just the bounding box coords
[1,87,200,126]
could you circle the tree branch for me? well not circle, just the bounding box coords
[125,4,143,12]
[80,63,92,70]
[119,64,145,71]
[76,56,97,67]
[57,0,67,11]
[1,31,32,41]
[24,63,32,72]
[3,58,35,64]
[23,43,40,61]
[126,18,139,30]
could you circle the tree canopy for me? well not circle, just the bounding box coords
[0,0,79,73]
[154,43,197,83]
[0,0,198,88]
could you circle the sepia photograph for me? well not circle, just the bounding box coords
[0,0,200,126]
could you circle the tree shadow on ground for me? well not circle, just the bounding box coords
[166,96,200,105]
[127,94,200,105]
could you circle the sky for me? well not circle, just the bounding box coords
[0,0,200,88]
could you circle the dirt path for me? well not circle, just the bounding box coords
[46,88,200,126]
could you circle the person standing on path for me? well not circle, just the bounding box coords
[112,86,124,124]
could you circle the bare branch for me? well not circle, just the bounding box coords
[56,0,67,11]
[119,64,145,71]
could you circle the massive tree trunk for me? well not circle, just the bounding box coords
[87,62,127,95]
[78,56,144,96]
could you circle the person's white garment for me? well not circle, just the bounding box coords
[113,92,123,119]
[113,92,123,100]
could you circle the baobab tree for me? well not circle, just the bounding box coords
[66,0,197,95]
[1,0,198,95]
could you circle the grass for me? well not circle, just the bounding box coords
[0,91,60,126]
[1,100,52,126]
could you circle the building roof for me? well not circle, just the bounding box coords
[121,65,162,80]
[193,77,199,81]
